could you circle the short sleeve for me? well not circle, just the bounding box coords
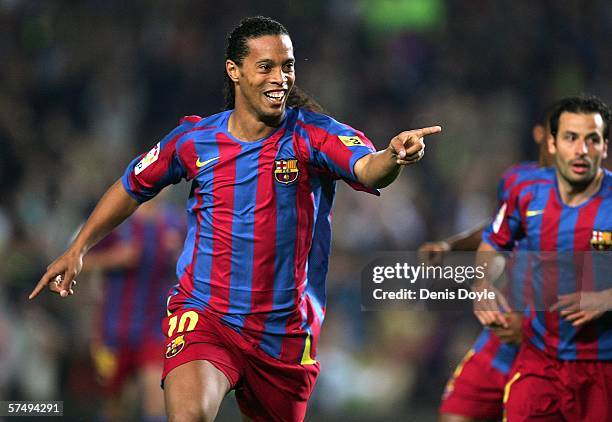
[121,121,194,203]
[304,113,378,195]
[482,189,525,251]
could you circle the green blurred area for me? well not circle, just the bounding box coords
[360,0,445,32]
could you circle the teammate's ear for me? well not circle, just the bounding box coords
[603,138,608,159]
[547,134,557,155]
[532,124,545,145]
[226,60,240,83]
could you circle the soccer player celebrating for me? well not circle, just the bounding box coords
[30,16,441,422]
[475,95,611,421]
[421,109,554,422]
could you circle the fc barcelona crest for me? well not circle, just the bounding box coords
[165,335,185,358]
[274,158,299,184]
[591,230,612,251]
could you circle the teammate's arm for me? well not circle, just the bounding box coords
[29,179,140,299]
[472,241,512,328]
[418,224,486,265]
[81,243,140,272]
[354,126,441,188]
[551,289,612,327]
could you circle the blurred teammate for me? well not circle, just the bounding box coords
[475,95,611,421]
[30,16,441,421]
[420,109,553,422]
[85,197,183,422]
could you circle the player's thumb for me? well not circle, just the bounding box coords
[391,137,406,159]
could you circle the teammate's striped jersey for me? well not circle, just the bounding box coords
[483,167,612,360]
[121,107,377,363]
[497,162,542,312]
[470,162,541,374]
[497,161,540,203]
[96,208,183,348]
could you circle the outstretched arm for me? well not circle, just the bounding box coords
[418,223,487,265]
[354,126,441,189]
[29,179,140,299]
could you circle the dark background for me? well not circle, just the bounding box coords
[1,1,610,420]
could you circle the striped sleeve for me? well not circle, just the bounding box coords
[301,113,379,195]
[121,119,199,203]
[483,185,526,251]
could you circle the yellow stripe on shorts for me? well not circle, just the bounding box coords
[502,372,521,422]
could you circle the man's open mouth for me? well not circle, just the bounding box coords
[264,90,286,105]
[570,161,590,174]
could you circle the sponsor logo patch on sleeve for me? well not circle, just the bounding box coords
[135,142,160,175]
[338,135,365,147]
[492,203,507,234]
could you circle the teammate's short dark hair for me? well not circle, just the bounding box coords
[549,95,611,139]
[223,16,324,113]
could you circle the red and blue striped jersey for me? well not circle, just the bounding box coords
[96,208,184,348]
[497,162,542,311]
[483,167,612,360]
[496,161,540,204]
[470,328,518,375]
[121,107,377,363]
[470,162,541,374]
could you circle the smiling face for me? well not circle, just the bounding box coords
[548,111,608,188]
[226,34,295,125]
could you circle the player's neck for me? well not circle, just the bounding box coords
[556,168,604,207]
[228,107,282,142]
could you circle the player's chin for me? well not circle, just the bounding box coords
[260,105,286,124]
[568,172,595,185]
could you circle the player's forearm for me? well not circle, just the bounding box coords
[445,224,486,251]
[354,149,401,189]
[69,179,140,257]
[473,241,497,287]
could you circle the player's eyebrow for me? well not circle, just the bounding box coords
[255,58,295,65]
[561,130,578,136]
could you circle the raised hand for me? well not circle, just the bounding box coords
[388,126,442,165]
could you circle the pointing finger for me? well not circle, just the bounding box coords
[412,126,442,139]
[29,270,56,299]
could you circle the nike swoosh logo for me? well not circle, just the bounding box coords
[196,156,219,168]
[526,210,545,217]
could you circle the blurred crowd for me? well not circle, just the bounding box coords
[1,0,611,420]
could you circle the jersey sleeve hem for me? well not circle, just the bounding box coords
[348,149,380,196]
[481,232,509,251]
[121,174,148,204]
